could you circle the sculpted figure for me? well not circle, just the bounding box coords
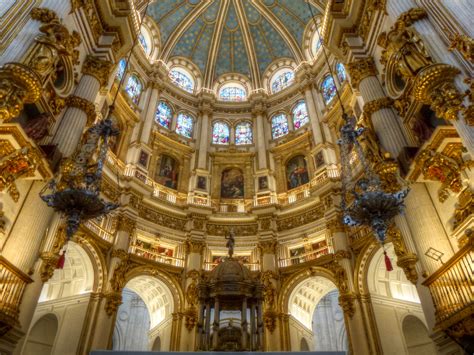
[225,228,235,258]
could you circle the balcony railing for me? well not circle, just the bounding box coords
[129,245,185,268]
[82,219,115,243]
[0,256,32,332]
[422,233,473,333]
[278,247,331,268]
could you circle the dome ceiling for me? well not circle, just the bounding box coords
[147,0,323,87]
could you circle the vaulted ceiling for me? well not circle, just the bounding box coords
[147,0,323,86]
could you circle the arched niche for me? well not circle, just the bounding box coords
[151,336,161,351]
[39,241,94,302]
[23,313,59,355]
[300,337,310,351]
[113,275,176,351]
[402,315,437,355]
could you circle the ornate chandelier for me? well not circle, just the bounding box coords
[338,114,409,245]
[306,2,409,250]
[40,118,119,238]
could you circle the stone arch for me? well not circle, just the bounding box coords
[23,313,59,355]
[354,239,379,296]
[300,337,310,351]
[74,234,107,293]
[401,314,436,355]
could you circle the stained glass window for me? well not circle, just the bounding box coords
[235,122,253,145]
[138,33,149,55]
[271,70,295,94]
[212,122,230,144]
[321,75,336,104]
[219,86,247,102]
[125,75,142,105]
[116,58,126,80]
[313,30,323,55]
[169,68,194,93]
[155,101,172,129]
[336,63,347,83]
[292,101,309,129]
[271,113,289,139]
[175,113,193,138]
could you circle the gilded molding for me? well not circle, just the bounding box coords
[346,57,377,89]
[362,97,394,119]
[412,64,465,122]
[116,214,136,234]
[65,95,97,125]
[258,240,278,255]
[184,239,205,254]
[81,55,113,88]
[0,63,42,122]
[448,33,474,63]
[387,226,418,284]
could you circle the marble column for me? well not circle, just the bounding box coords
[250,302,256,350]
[53,56,113,157]
[197,110,210,170]
[384,0,474,154]
[347,58,408,158]
[140,84,160,145]
[255,110,268,170]
[241,297,248,349]
[205,303,211,350]
[212,298,220,349]
[304,85,324,145]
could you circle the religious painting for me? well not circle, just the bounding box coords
[221,168,244,199]
[197,176,207,190]
[138,150,149,168]
[155,155,179,190]
[286,155,309,190]
[258,176,269,190]
[314,151,325,169]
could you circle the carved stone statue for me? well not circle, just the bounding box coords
[378,8,432,81]
[225,228,235,258]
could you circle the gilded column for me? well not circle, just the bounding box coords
[88,214,136,350]
[347,57,408,158]
[326,216,373,354]
[53,55,113,156]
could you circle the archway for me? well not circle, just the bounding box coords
[367,244,436,354]
[23,313,58,355]
[151,336,161,351]
[24,241,96,355]
[402,315,437,355]
[287,275,348,351]
[300,337,310,351]
[112,275,174,351]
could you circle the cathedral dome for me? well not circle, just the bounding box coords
[209,257,253,283]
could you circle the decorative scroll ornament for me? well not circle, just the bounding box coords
[40,118,120,239]
[0,63,42,122]
[448,33,474,63]
[387,226,418,284]
[338,114,409,245]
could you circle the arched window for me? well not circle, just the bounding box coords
[175,113,193,138]
[336,63,347,83]
[312,28,323,56]
[138,26,152,56]
[169,68,194,93]
[125,75,142,105]
[271,113,289,139]
[212,121,230,144]
[271,69,295,94]
[219,85,247,102]
[116,58,126,80]
[235,122,253,145]
[155,101,172,129]
[320,75,336,104]
[292,101,309,129]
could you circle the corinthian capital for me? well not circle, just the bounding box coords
[346,57,377,89]
[82,55,113,88]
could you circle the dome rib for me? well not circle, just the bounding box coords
[233,0,261,87]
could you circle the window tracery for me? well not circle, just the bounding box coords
[169,68,194,93]
[155,101,172,129]
[212,121,230,144]
[321,75,336,104]
[271,70,295,94]
[271,113,289,139]
[116,58,126,80]
[235,122,253,145]
[125,74,142,105]
[175,113,193,138]
[219,86,247,102]
[292,101,309,129]
[336,63,347,84]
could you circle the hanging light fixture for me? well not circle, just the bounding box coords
[306,2,409,258]
[40,1,152,240]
